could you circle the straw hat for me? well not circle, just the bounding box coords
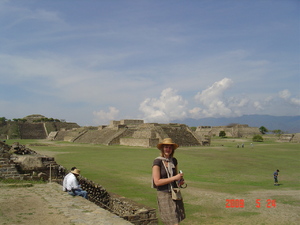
[71,169,81,175]
[157,138,179,150]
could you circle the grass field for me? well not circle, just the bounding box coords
[5,136,300,224]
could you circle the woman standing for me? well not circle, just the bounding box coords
[152,138,185,225]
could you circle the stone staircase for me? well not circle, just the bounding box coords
[19,123,47,139]
[73,129,127,145]
[0,157,22,179]
[161,125,202,146]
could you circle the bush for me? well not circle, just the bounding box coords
[252,134,263,142]
[219,131,226,138]
[190,127,197,131]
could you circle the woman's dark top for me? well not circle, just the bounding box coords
[153,157,178,192]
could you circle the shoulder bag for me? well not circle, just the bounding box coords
[162,159,182,201]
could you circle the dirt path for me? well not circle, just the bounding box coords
[0,182,132,225]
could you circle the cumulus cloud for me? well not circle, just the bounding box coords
[253,101,264,111]
[93,107,119,125]
[279,89,300,106]
[139,88,188,123]
[138,79,300,124]
[278,89,291,100]
[192,78,236,117]
[290,98,300,106]
[139,77,273,123]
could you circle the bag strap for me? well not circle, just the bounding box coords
[161,159,179,191]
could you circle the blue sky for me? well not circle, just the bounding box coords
[0,0,299,126]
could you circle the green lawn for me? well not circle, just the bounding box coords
[5,137,300,224]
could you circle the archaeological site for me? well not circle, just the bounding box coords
[1,114,299,224]
[2,114,284,147]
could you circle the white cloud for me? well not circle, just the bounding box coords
[193,78,235,117]
[139,78,300,123]
[228,97,249,108]
[194,78,233,102]
[188,107,202,118]
[290,98,300,106]
[93,107,119,125]
[253,101,264,111]
[278,89,291,100]
[139,88,188,123]
[279,89,300,106]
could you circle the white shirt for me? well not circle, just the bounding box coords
[62,173,80,191]
[62,172,71,191]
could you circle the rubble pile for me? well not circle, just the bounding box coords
[0,140,10,157]
[10,142,38,155]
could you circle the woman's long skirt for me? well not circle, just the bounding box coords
[157,191,185,225]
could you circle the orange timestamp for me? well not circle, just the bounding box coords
[225,199,276,208]
[256,199,276,208]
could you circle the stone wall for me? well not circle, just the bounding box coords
[71,176,158,225]
[120,119,144,126]
[108,193,157,224]
[0,120,80,140]
[196,124,260,138]
[120,138,159,148]
[278,133,300,143]
[291,133,300,143]
[109,120,121,127]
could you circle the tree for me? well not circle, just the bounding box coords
[0,117,7,122]
[272,129,284,135]
[219,131,226,138]
[259,126,268,134]
[13,118,27,122]
[190,127,197,131]
[252,134,263,142]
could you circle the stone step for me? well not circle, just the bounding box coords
[0,157,22,180]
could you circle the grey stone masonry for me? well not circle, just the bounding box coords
[0,158,22,179]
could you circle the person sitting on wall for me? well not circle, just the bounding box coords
[63,168,88,199]
[62,166,76,191]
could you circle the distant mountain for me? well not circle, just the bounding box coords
[173,115,300,133]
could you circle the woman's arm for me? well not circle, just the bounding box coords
[152,165,182,187]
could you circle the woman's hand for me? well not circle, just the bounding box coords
[153,165,183,186]
[173,172,183,181]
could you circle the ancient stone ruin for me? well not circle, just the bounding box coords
[2,114,299,145]
[0,141,158,224]
[278,133,300,143]
[2,115,274,147]
[195,124,261,138]
[50,119,207,147]
[0,141,56,180]
[0,114,80,140]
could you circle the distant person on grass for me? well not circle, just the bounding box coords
[152,138,185,225]
[273,169,280,186]
[63,168,88,199]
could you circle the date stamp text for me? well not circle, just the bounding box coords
[225,199,276,208]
